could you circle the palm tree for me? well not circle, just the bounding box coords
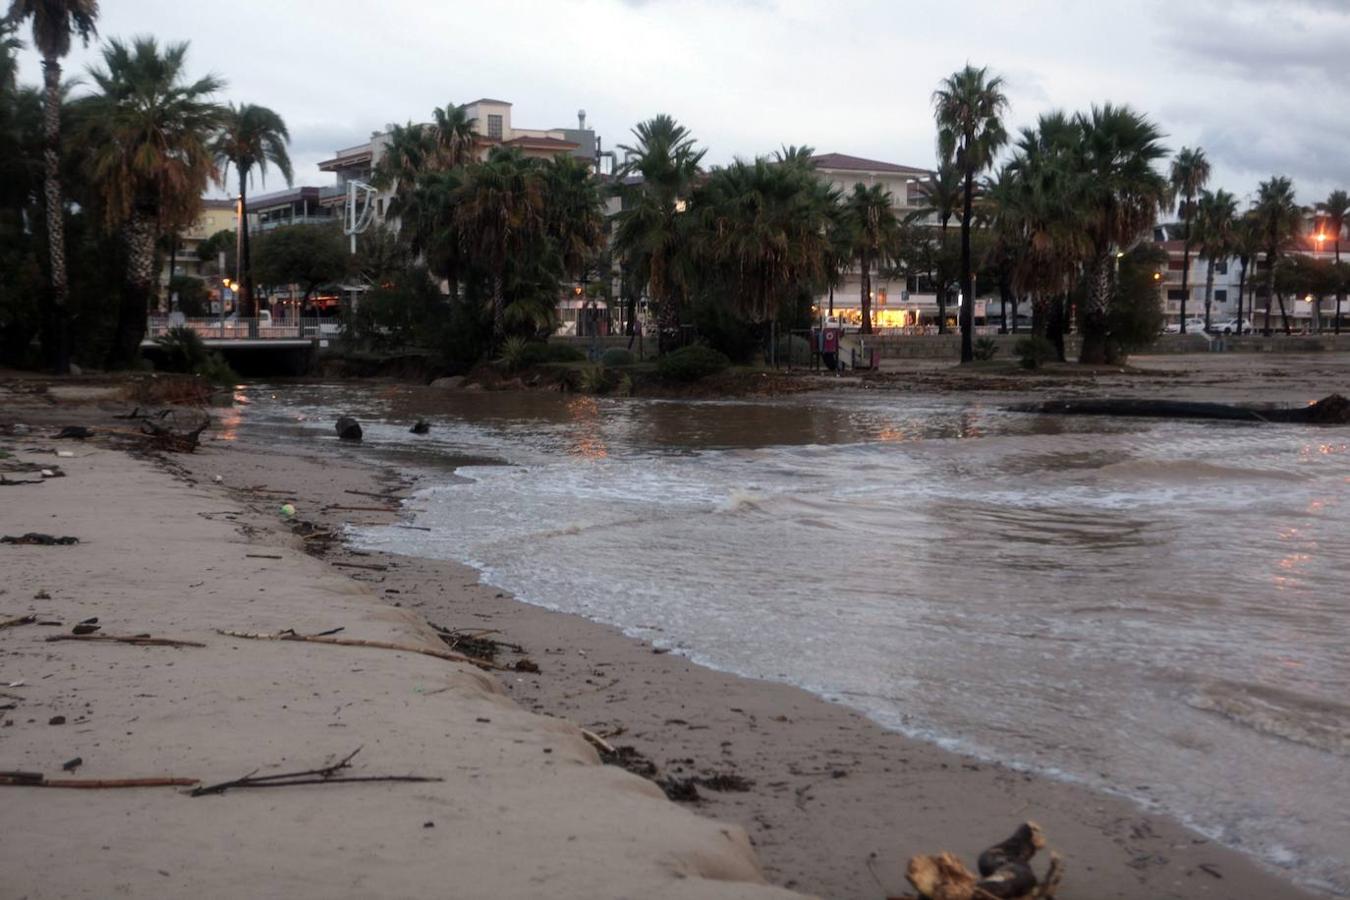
[76,37,221,366]
[211,103,291,321]
[542,152,605,287]
[1252,176,1301,335]
[1194,188,1237,333]
[1318,189,1349,334]
[995,111,1091,359]
[1075,104,1169,364]
[1169,147,1209,333]
[1232,212,1261,335]
[429,101,477,169]
[451,148,548,340]
[843,182,901,335]
[933,64,1009,362]
[613,114,704,350]
[7,0,98,373]
[912,161,962,333]
[691,151,837,327]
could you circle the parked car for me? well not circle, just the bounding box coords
[1207,317,1253,335]
[1164,317,1206,334]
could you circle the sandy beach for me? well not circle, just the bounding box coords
[2,357,1340,899]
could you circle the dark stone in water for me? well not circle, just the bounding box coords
[335,417,363,441]
[410,420,430,435]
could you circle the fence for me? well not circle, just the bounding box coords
[146,317,343,341]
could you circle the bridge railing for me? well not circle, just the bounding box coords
[146,317,343,341]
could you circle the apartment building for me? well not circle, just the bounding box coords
[160,198,237,297]
[810,153,969,330]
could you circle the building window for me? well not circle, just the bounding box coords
[1215,260,1228,275]
[488,114,503,139]
[1167,289,1188,301]
[1167,260,1184,271]
[1215,289,1227,303]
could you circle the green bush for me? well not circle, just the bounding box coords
[600,347,636,367]
[151,326,235,384]
[657,344,731,382]
[168,275,209,317]
[774,334,812,366]
[1014,335,1056,370]
[578,364,615,394]
[542,342,587,363]
[154,326,209,373]
[498,335,531,372]
[508,340,588,369]
[973,337,999,361]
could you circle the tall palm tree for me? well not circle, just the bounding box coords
[1317,188,1349,334]
[1252,176,1301,335]
[211,102,291,320]
[1194,188,1237,333]
[429,101,477,169]
[613,114,704,350]
[843,182,901,335]
[1169,147,1209,333]
[7,0,98,373]
[451,148,548,340]
[912,160,962,333]
[933,64,1008,362]
[542,152,605,285]
[76,36,221,366]
[995,111,1089,359]
[1075,104,1169,364]
[1232,211,1261,335]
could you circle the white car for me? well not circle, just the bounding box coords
[1208,317,1253,335]
[1165,317,1206,334]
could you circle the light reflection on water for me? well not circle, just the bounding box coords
[233,384,1350,896]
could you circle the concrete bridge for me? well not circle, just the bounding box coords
[141,317,338,375]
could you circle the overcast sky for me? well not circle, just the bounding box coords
[12,0,1350,208]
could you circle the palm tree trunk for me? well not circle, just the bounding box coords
[109,210,158,368]
[998,273,1010,334]
[1263,251,1275,335]
[859,254,872,335]
[1010,290,1020,334]
[1179,202,1192,332]
[238,174,256,329]
[1078,249,1113,364]
[937,219,949,334]
[1336,242,1343,336]
[959,171,975,363]
[1277,292,1291,335]
[1050,294,1066,363]
[1203,259,1215,332]
[41,57,70,374]
[1236,262,1246,335]
[492,274,505,341]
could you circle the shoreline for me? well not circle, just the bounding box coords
[4,367,1341,899]
[181,429,1323,899]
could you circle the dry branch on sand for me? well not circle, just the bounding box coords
[44,634,205,648]
[214,628,507,671]
[190,747,442,796]
[0,772,199,789]
[891,822,1064,900]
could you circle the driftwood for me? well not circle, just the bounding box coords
[0,773,199,789]
[1008,393,1350,425]
[330,560,388,571]
[2,533,79,546]
[139,417,209,452]
[0,476,43,487]
[191,747,441,797]
[325,505,402,513]
[0,614,37,630]
[214,629,506,671]
[892,822,1064,900]
[45,634,206,648]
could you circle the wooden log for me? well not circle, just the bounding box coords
[0,775,199,788]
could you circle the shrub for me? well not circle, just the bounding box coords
[601,347,636,367]
[657,344,731,382]
[154,326,209,373]
[578,364,615,394]
[497,335,531,372]
[195,352,238,386]
[1014,335,1056,370]
[542,342,587,363]
[973,337,999,361]
[773,334,813,366]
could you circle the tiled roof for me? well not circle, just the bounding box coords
[317,149,373,171]
[811,153,931,176]
[464,98,512,106]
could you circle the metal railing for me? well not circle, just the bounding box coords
[146,316,343,341]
